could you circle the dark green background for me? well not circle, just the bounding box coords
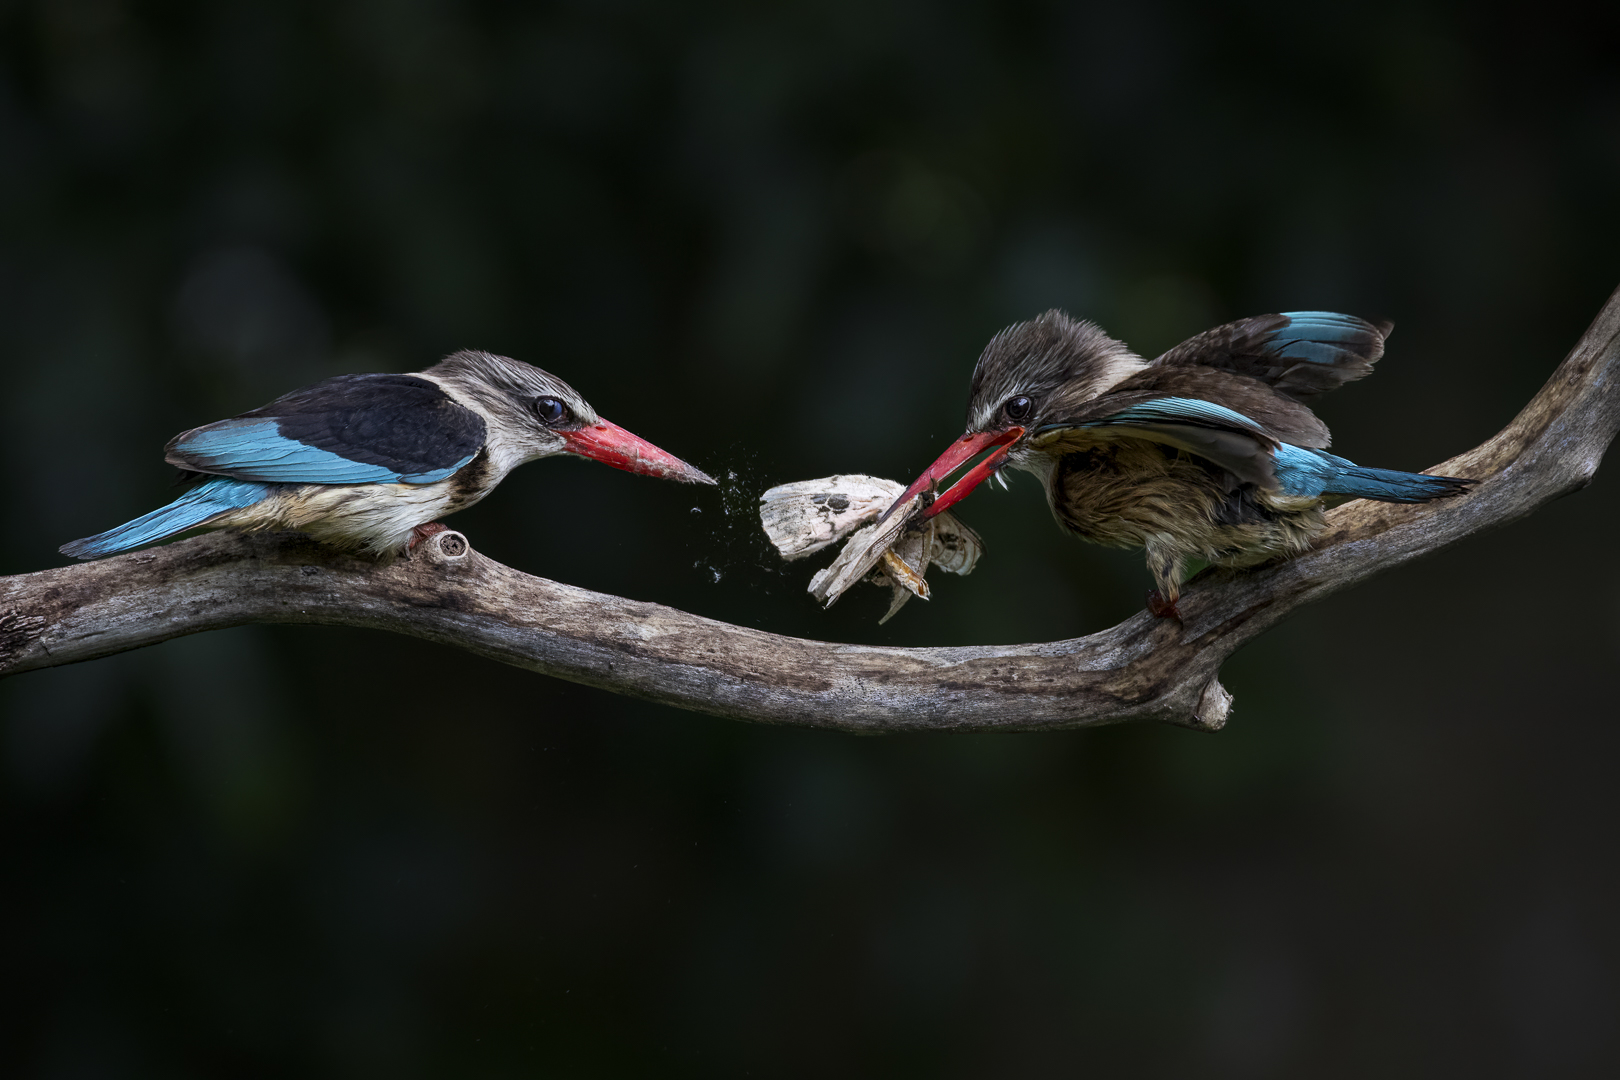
[4,1,1619,1075]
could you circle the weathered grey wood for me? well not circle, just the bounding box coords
[4,286,1619,732]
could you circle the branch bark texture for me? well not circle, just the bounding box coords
[5,286,1620,732]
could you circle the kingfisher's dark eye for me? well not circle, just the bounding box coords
[533,396,568,425]
[1004,395,1033,421]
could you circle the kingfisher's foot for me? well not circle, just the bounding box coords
[1146,590,1183,622]
[408,522,451,553]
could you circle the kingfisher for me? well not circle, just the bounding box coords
[885,310,1473,619]
[61,350,715,560]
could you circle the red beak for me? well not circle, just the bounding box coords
[561,418,716,485]
[880,426,1024,524]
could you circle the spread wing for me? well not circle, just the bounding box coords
[1150,311,1391,401]
[165,374,487,485]
[1033,366,1330,490]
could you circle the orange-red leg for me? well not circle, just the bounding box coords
[1146,589,1183,622]
[408,521,450,552]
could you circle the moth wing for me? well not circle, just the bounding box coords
[758,474,904,559]
[927,512,983,576]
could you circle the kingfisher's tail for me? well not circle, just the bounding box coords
[1274,446,1474,503]
[1320,461,1474,503]
[60,477,273,560]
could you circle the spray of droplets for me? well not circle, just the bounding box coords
[685,448,799,594]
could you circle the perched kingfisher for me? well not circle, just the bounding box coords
[886,311,1473,619]
[61,350,715,560]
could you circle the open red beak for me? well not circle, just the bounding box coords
[880,426,1024,524]
[561,418,716,485]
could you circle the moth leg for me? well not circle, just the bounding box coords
[880,549,930,599]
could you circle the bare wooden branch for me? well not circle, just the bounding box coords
[5,286,1619,732]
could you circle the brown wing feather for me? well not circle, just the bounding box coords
[1151,313,1389,401]
[1059,366,1331,448]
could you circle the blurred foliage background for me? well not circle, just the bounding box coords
[3,0,1620,1075]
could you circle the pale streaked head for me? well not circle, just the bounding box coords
[425,350,715,484]
[964,310,1145,441]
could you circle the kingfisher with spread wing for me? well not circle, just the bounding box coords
[885,311,1473,620]
[62,350,714,560]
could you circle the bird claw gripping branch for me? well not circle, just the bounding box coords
[758,475,983,624]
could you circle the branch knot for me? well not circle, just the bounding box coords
[433,531,469,559]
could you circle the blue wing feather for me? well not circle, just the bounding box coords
[165,373,486,485]
[1076,397,1272,439]
[1273,312,1380,365]
[1041,396,1470,501]
[1150,311,1389,401]
[1275,311,1372,343]
[1034,396,1280,489]
[172,419,472,485]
